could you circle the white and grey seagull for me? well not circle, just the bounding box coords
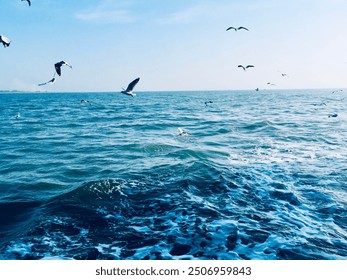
[121,77,140,97]
[226,26,249,31]
[21,0,31,6]
[0,35,11,48]
[54,61,72,76]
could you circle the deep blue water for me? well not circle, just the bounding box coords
[0,90,346,260]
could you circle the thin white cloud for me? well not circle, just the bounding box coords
[156,3,211,25]
[75,0,136,24]
[155,0,280,25]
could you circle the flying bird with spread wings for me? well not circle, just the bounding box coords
[0,35,11,48]
[226,26,249,31]
[238,65,254,71]
[121,77,140,97]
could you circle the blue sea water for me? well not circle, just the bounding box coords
[0,89,346,260]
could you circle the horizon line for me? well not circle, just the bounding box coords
[0,87,346,94]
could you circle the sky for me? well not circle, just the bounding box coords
[1,0,347,92]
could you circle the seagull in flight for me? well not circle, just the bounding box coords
[21,0,31,6]
[267,82,276,86]
[204,100,213,106]
[226,26,249,31]
[238,65,254,71]
[0,35,11,48]
[54,61,72,76]
[121,77,140,97]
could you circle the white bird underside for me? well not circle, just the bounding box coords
[0,35,11,47]
[121,91,136,97]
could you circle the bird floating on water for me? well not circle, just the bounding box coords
[226,26,249,31]
[81,99,91,104]
[331,89,343,94]
[121,77,140,97]
[21,0,31,6]
[328,113,338,118]
[0,35,11,48]
[178,128,190,136]
[204,100,213,106]
[54,61,72,76]
[238,65,254,71]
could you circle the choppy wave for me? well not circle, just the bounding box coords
[0,90,346,259]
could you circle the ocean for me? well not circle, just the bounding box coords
[0,89,346,260]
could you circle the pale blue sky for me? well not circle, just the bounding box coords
[1,0,347,92]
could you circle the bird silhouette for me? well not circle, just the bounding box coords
[226,26,249,31]
[238,65,254,71]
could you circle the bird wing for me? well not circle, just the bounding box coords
[246,65,254,68]
[125,77,140,92]
[38,77,55,86]
[226,27,236,31]
[22,0,31,6]
[55,63,62,76]
[238,27,249,31]
[54,61,71,75]
[38,80,50,86]
[238,65,245,70]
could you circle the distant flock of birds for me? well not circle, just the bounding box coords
[2,2,343,122]
[225,25,288,89]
